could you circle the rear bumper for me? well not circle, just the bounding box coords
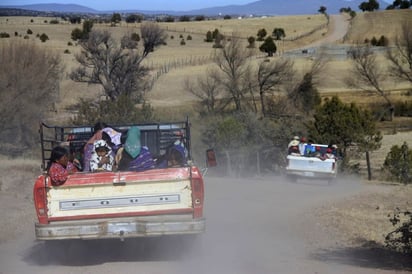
[35,216,205,240]
[285,169,337,179]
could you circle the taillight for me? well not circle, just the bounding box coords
[33,176,48,224]
[191,177,204,218]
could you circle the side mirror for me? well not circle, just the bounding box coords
[206,148,217,167]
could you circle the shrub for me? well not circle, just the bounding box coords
[64,49,71,54]
[370,36,378,46]
[49,19,59,24]
[23,35,29,39]
[39,33,49,42]
[130,32,140,42]
[247,36,256,48]
[180,39,186,45]
[67,41,73,46]
[187,35,192,40]
[386,208,412,253]
[14,31,18,36]
[205,31,213,42]
[382,142,412,184]
[30,19,34,23]
[71,28,83,41]
[0,32,10,38]
[27,29,33,35]
[194,15,205,21]
[179,15,190,22]
[377,35,389,46]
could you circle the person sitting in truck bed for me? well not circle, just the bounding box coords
[47,146,79,186]
[287,136,301,155]
[90,140,114,172]
[116,126,155,172]
[102,127,122,155]
[83,121,107,172]
[156,143,187,168]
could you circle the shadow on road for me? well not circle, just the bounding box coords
[23,235,198,266]
[311,245,412,272]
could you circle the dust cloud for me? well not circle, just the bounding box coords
[7,174,368,274]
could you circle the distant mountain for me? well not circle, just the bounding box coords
[183,0,390,16]
[0,3,98,13]
[0,0,392,16]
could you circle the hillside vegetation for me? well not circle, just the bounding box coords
[1,11,411,113]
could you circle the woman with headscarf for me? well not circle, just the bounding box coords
[116,126,155,171]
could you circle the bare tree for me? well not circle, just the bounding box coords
[386,20,412,84]
[256,58,295,116]
[213,35,253,111]
[184,68,224,114]
[140,22,168,58]
[0,40,62,152]
[346,44,394,120]
[70,23,167,102]
[288,54,327,114]
[187,34,296,116]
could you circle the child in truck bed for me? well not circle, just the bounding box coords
[47,146,79,186]
[90,140,114,172]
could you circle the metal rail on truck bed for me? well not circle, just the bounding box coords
[39,119,192,171]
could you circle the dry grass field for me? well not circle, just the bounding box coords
[0,10,411,155]
[344,9,412,44]
[1,10,411,115]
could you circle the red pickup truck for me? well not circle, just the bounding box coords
[33,120,206,241]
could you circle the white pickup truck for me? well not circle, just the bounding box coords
[285,144,338,182]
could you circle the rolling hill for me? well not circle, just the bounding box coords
[0,0,392,15]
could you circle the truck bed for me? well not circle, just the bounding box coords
[285,154,337,179]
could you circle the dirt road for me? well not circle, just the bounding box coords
[0,175,408,274]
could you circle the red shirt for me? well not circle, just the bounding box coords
[49,162,78,186]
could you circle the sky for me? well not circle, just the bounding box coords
[0,0,259,11]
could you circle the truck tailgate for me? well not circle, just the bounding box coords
[46,168,193,221]
[286,155,337,178]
